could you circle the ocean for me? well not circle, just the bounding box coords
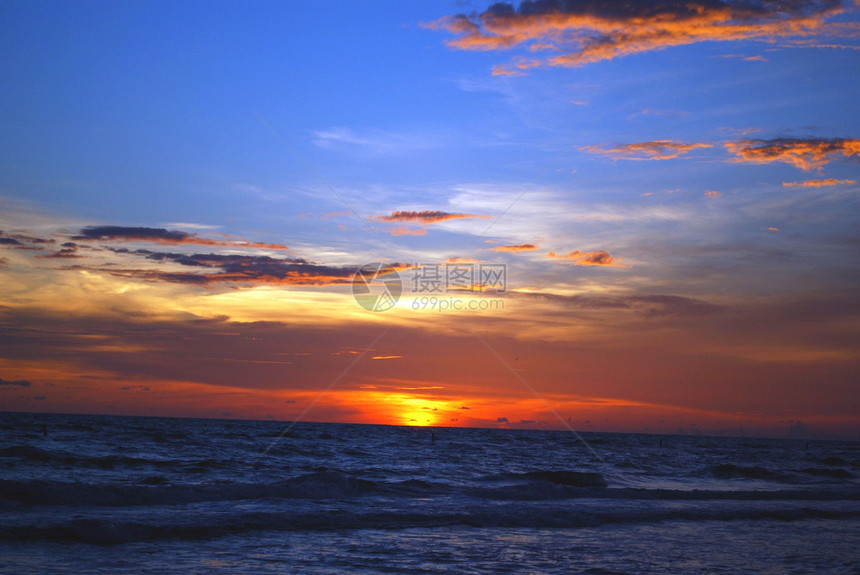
[0,412,858,574]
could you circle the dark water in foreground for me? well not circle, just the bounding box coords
[1,412,858,573]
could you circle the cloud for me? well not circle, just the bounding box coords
[387,226,427,236]
[0,230,56,249]
[74,226,289,250]
[373,210,483,224]
[580,140,713,161]
[512,291,722,317]
[725,138,860,171]
[497,417,510,423]
[0,378,31,387]
[492,243,538,252]
[546,250,628,267]
[783,178,856,187]
[491,64,526,76]
[428,0,851,71]
[716,53,770,62]
[312,127,436,155]
[39,242,82,259]
[105,249,360,286]
[704,190,723,198]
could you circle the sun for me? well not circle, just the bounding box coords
[384,394,447,427]
[401,408,438,427]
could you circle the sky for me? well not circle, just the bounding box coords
[1,0,858,439]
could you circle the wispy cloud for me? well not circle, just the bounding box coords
[388,226,427,236]
[716,53,770,62]
[783,178,856,187]
[312,127,436,155]
[428,0,851,72]
[725,137,860,171]
[580,140,713,161]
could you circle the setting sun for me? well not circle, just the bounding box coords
[379,394,450,427]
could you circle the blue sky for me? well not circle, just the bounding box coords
[1,0,858,436]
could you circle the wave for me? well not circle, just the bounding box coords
[0,444,244,473]
[4,468,859,510]
[0,471,376,507]
[708,463,855,483]
[710,464,787,481]
[2,503,859,545]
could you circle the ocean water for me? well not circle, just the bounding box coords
[1,413,858,574]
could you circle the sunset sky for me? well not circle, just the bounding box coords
[1,0,858,438]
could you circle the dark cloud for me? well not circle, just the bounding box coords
[39,243,81,259]
[74,226,289,250]
[514,292,722,317]
[106,248,361,286]
[497,417,510,423]
[430,0,851,72]
[0,378,32,387]
[726,137,860,170]
[75,226,190,242]
[373,210,483,224]
[0,229,55,249]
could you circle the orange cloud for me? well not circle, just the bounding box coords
[782,178,856,187]
[704,190,723,198]
[429,0,849,71]
[387,226,427,236]
[725,138,860,171]
[373,210,483,224]
[546,250,627,267]
[492,64,524,76]
[493,243,538,253]
[581,140,713,161]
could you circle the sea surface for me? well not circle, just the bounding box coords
[1,412,858,574]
